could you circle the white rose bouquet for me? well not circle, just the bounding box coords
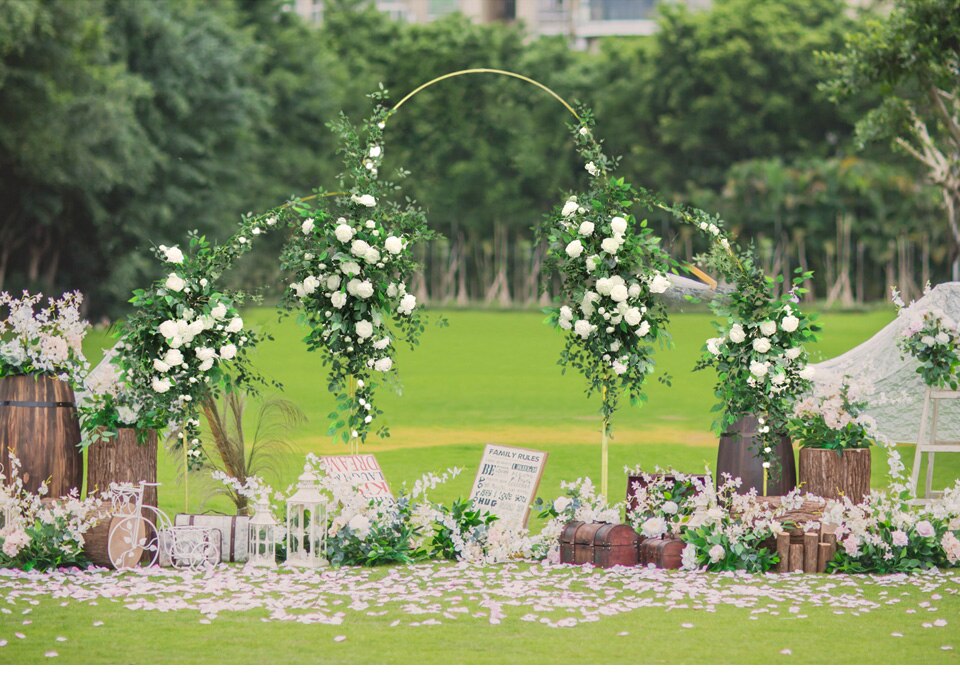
[543,111,676,462]
[109,231,269,469]
[692,227,820,473]
[278,98,437,445]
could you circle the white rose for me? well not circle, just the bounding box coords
[398,293,417,315]
[628,283,642,299]
[355,320,374,339]
[706,337,723,356]
[610,216,628,236]
[353,194,376,208]
[334,224,353,243]
[585,256,598,273]
[661,501,679,515]
[635,320,651,337]
[595,277,613,296]
[159,320,178,340]
[301,218,315,235]
[559,306,574,323]
[574,320,595,339]
[561,200,578,217]
[151,378,171,394]
[601,237,621,255]
[641,517,667,538]
[760,320,777,336]
[585,161,599,176]
[749,361,769,378]
[612,360,628,375]
[799,365,816,380]
[752,337,771,354]
[623,307,643,326]
[374,357,393,372]
[351,240,370,258]
[331,291,347,309]
[373,337,390,350]
[161,245,184,264]
[581,291,598,318]
[195,347,216,361]
[936,332,950,344]
[152,359,170,373]
[553,496,572,513]
[210,303,228,321]
[348,514,371,537]
[354,281,374,299]
[363,247,380,265]
[771,372,786,386]
[729,323,746,343]
[340,261,360,277]
[326,274,341,291]
[302,276,320,295]
[609,284,628,303]
[785,347,802,360]
[198,359,214,372]
[921,335,936,347]
[578,221,595,236]
[781,315,800,332]
[384,236,404,255]
[163,349,184,367]
[369,145,382,158]
[565,240,584,258]
[386,282,398,298]
[225,316,243,333]
[165,274,186,293]
[648,274,671,294]
[220,344,237,360]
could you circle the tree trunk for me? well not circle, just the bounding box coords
[799,447,870,504]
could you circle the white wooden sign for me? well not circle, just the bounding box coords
[469,444,548,529]
[319,454,393,500]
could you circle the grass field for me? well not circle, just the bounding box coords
[1,307,951,666]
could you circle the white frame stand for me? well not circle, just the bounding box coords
[909,387,960,503]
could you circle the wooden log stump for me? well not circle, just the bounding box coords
[817,542,832,573]
[799,447,870,503]
[776,532,791,573]
[86,429,158,525]
[803,531,819,573]
[789,544,804,572]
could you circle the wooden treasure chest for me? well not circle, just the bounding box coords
[559,521,640,568]
[639,535,684,569]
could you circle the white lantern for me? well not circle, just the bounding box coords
[247,494,277,569]
[0,500,18,530]
[285,469,328,569]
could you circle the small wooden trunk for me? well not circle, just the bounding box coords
[573,522,605,565]
[559,520,584,565]
[640,536,684,569]
[592,523,639,568]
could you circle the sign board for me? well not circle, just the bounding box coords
[469,444,548,529]
[318,454,392,500]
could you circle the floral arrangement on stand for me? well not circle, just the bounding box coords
[0,290,89,386]
[0,457,109,571]
[790,376,884,453]
[91,232,271,470]
[893,286,960,390]
[691,225,820,476]
[278,93,437,446]
[822,449,960,573]
[542,110,678,496]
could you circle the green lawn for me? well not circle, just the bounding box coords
[82,306,957,513]
[6,306,944,666]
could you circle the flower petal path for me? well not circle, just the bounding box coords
[1,564,958,649]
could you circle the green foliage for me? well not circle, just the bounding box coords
[431,497,498,561]
[326,494,428,567]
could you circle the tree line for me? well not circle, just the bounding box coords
[1,0,955,317]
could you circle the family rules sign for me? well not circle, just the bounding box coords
[469,444,548,529]
[319,454,392,500]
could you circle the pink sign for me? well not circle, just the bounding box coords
[318,454,392,499]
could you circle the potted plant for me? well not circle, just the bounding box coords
[0,291,89,496]
[791,377,878,503]
[693,228,820,495]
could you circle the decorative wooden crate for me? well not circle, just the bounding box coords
[559,521,640,568]
[175,514,250,563]
[639,536,684,569]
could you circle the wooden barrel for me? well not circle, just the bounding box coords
[86,428,158,525]
[0,375,82,497]
[717,415,796,496]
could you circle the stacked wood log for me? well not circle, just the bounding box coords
[774,525,838,573]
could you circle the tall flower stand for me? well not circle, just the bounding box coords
[909,387,960,503]
[717,415,796,495]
